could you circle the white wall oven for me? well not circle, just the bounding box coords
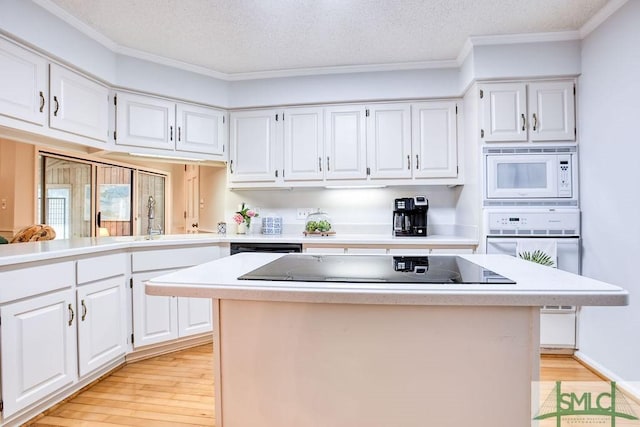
[483,209,580,349]
[483,146,577,206]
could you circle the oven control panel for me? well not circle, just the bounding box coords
[486,210,580,235]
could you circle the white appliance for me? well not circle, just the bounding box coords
[484,209,580,349]
[483,146,577,207]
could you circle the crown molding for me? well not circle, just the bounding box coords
[32,0,118,51]
[31,0,619,82]
[580,0,629,38]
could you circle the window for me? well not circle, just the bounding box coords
[39,153,166,238]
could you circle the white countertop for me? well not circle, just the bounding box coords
[146,253,628,307]
[0,232,477,267]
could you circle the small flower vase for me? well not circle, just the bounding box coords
[236,222,247,234]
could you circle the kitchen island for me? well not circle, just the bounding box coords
[146,253,628,427]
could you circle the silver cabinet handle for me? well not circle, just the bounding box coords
[170,126,173,141]
[178,126,181,141]
[81,299,87,321]
[319,157,322,172]
[68,303,74,326]
[53,96,59,116]
[521,113,526,131]
[327,156,330,172]
[39,91,45,113]
[275,169,278,178]
[230,160,234,174]
[532,113,538,131]
[407,155,410,170]
[415,154,420,170]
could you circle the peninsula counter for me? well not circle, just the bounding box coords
[146,253,628,427]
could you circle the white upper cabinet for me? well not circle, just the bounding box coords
[481,80,575,143]
[324,105,367,180]
[528,81,576,141]
[229,109,279,182]
[115,92,176,150]
[49,64,109,142]
[0,38,47,126]
[481,83,528,142]
[176,103,226,155]
[283,107,324,182]
[412,101,458,178]
[367,103,412,179]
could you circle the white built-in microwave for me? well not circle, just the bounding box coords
[483,146,577,206]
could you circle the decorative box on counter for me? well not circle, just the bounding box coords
[262,216,283,235]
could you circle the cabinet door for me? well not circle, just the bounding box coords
[0,38,47,126]
[49,64,109,142]
[115,92,176,150]
[283,107,324,181]
[529,81,576,142]
[229,110,279,182]
[176,103,226,155]
[411,101,458,178]
[77,276,127,377]
[178,297,213,337]
[366,104,412,179]
[481,83,527,142]
[324,106,367,180]
[132,271,178,347]
[0,289,77,418]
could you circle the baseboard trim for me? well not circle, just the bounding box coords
[574,351,640,403]
[126,333,213,363]
[541,347,575,355]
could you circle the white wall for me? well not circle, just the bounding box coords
[577,0,640,390]
[222,186,460,235]
[228,68,460,108]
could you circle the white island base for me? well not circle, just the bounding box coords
[214,299,539,427]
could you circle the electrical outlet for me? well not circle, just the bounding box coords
[296,208,315,220]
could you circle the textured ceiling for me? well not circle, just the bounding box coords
[47,0,609,75]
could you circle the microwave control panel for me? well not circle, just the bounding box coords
[558,155,572,197]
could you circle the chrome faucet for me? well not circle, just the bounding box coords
[146,196,161,238]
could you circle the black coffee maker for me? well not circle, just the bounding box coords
[393,196,429,237]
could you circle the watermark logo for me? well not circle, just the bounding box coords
[533,381,639,426]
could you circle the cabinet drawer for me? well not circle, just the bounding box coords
[77,253,127,284]
[132,246,220,272]
[0,261,74,303]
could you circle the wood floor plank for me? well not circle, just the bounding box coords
[27,344,614,427]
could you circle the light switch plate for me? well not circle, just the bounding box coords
[296,208,314,220]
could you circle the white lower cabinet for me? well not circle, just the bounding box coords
[131,246,219,348]
[132,271,179,347]
[0,289,77,418]
[132,271,214,347]
[76,276,127,377]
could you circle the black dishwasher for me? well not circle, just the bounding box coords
[230,242,302,255]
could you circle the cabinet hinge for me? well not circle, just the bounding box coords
[479,89,484,99]
[223,144,225,153]
[282,112,284,120]
[114,95,117,106]
[282,169,285,178]
[275,113,278,121]
[575,127,577,137]
[480,129,485,138]
[129,278,133,289]
[573,85,576,95]
[455,105,458,114]
[365,109,370,117]
[131,333,134,344]
[222,116,225,124]
[457,166,459,174]
[1,399,3,412]
[184,211,187,219]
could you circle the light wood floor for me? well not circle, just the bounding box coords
[26,346,605,427]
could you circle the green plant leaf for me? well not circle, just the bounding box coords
[518,250,555,267]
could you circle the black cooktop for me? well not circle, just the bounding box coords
[238,255,515,284]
